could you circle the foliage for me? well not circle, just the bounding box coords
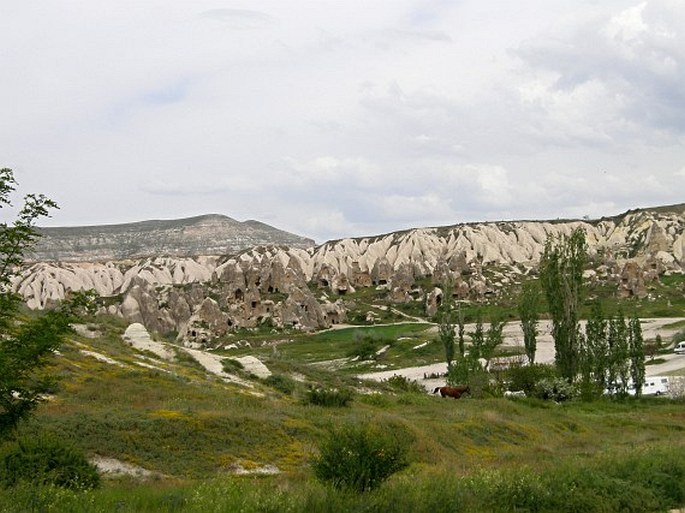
[673,328,685,345]
[0,433,99,490]
[517,282,539,364]
[348,334,388,361]
[383,375,425,394]
[0,168,85,440]
[533,377,577,402]
[263,373,297,395]
[313,421,410,493]
[436,288,456,369]
[446,354,473,387]
[468,316,485,362]
[481,317,506,371]
[582,302,609,397]
[304,387,353,407]
[4,444,685,512]
[607,311,630,396]
[628,316,646,397]
[221,358,244,373]
[456,304,466,357]
[506,363,558,396]
[539,228,586,380]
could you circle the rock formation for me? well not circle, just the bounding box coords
[12,204,685,346]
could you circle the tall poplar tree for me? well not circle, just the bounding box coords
[539,228,587,380]
[518,282,539,364]
[436,286,456,369]
[628,316,646,397]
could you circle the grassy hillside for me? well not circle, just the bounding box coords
[2,311,685,511]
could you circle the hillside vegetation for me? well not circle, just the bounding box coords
[2,308,685,511]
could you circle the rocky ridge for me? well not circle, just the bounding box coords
[29,214,315,262]
[12,205,685,346]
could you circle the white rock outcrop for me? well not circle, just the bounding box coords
[10,206,685,341]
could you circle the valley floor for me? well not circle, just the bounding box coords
[359,317,685,389]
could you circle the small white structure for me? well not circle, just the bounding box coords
[639,376,670,396]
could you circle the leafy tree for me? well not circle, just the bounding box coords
[517,282,539,364]
[0,168,80,439]
[628,315,646,397]
[469,315,485,362]
[507,363,558,396]
[436,287,456,369]
[539,228,587,380]
[456,303,466,357]
[446,313,484,388]
[584,302,609,396]
[607,311,629,396]
[481,317,506,371]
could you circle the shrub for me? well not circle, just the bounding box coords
[264,374,297,395]
[506,363,558,396]
[0,434,100,490]
[313,422,410,493]
[222,358,244,373]
[304,387,353,407]
[383,375,425,394]
[532,377,577,402]
[348,335,383,361]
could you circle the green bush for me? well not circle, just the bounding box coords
[313,422,410,493]
[533,377,577,402]
[506,363,558,396]
[0,434,99,490]
[304,387,353,407]
[221,358,244,373]
[348,335,384,361]
[384,375,425,394]
[264,374,297,395]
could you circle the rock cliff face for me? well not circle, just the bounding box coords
[29,214,315,262]
[13,205,685,346]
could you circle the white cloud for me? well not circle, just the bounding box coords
[1,1,683,241]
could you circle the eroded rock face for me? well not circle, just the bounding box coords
[11,206,685,344]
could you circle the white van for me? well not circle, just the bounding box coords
[612,376,670,396]
[640,376,670,396]
[674,342,685,354]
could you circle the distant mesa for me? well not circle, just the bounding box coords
[29,214,315,262]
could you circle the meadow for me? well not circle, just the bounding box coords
[2,273,685,512]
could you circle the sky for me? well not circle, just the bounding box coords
[2,1,684,243]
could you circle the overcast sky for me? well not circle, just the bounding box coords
[2,1,684,243]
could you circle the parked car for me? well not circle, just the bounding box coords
[674,342,685,354]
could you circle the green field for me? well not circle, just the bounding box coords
[2,309,685,512]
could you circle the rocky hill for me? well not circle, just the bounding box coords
[29,214,315,262]
[13,204,685,346]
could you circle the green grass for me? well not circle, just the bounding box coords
[3,443,685,512]
[27,328,685,479]
[7,309,685,511]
